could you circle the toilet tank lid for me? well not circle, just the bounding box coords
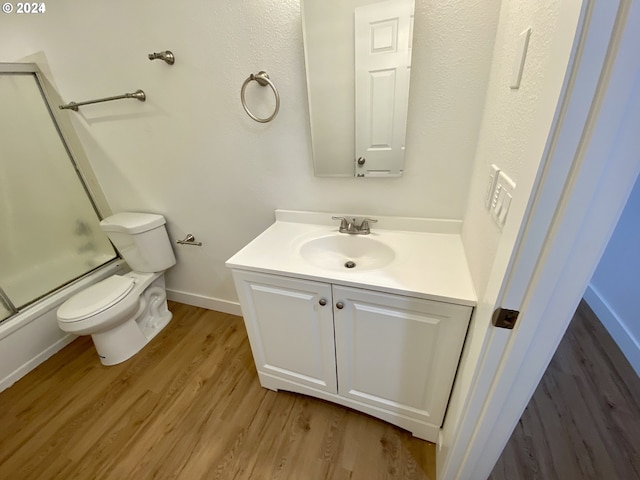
[100,212,166,234]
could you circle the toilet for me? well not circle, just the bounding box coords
[57,212,176,365]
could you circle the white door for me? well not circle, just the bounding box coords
[231,271,337,394]
[332,285,471,425]
[354,0,414,176]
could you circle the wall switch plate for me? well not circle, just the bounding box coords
[491,170,516,229]
[485,164,501,210]
[510,27,531,89]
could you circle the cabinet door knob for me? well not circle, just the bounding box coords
[319,298,327,306]
[336,301,344,309]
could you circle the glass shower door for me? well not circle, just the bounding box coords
[0,71,118,321]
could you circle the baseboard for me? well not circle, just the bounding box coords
[583,284,640,376]
[166,289,242,316]
[0,333,75,393]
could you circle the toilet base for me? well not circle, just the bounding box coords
[90,274,172,366]
[92,318,148,366]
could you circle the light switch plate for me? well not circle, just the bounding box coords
[491,171,516,229]
[510,27,531,89]
[485,164,501,210]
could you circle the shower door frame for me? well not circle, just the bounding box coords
[0,286,16,315]
[0,63,117,320]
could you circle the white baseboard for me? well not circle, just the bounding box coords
[584,284,640,376]
[166,289,242,316]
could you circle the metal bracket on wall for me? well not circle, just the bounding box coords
[148,50,175,65]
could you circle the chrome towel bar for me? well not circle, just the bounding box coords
[59,89,146,111]
[241,71,280,123]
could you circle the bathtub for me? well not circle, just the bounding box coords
[0,258,126,392]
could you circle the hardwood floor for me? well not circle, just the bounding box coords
[490,300,640,480]
[0,302,435,480]
[4,299,634,479]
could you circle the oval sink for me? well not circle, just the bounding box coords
[299,234,395,271]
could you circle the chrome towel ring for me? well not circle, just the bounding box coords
[241,71,280,123]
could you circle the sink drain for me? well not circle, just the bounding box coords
[344,260,356,269]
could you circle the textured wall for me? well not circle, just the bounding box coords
[439,0,580,476]
[0,0,500,307]
[461,0,563,300]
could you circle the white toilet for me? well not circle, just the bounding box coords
[57,212,176,366]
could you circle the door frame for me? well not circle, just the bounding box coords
[439,0,640,478]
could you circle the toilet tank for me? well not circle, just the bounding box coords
[100,212,176,273]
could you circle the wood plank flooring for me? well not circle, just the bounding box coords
[490,300,640,480]
[0,302,435,480]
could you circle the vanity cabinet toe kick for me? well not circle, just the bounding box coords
[231,269,472,442]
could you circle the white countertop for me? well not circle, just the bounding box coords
[226,210,477,307]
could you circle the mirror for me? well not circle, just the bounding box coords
[302,0,415,177]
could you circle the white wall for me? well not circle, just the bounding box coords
[0,0,500,310]
[461,1,565,301]
[585,175,640,375]
[439,0,576,475]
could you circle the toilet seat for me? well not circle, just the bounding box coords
[58,275,135,323]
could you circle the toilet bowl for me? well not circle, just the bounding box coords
[57,272,172,365]
[57,212,176,365]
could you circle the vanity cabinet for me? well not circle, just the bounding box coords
[231,269,472,441]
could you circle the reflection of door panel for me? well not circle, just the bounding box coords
[355,0,413,176]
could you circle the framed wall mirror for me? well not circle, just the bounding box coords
[302,0,415,177]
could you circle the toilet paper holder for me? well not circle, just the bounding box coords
[176,234,202,246]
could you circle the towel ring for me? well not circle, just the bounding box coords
[241,71,280,123]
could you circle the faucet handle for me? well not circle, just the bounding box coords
[360,218,378,233]
[332,216,349,232]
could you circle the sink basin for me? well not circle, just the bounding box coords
[299,234,395,271]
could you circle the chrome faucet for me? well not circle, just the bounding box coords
[332,216,378,235]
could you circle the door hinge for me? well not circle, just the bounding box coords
[492,308,520,330]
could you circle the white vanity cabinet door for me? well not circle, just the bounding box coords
[332,285,472,426]
[231,270,337,394]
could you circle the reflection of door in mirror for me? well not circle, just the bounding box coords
[301,0,415,178]
[355,0,413,177]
